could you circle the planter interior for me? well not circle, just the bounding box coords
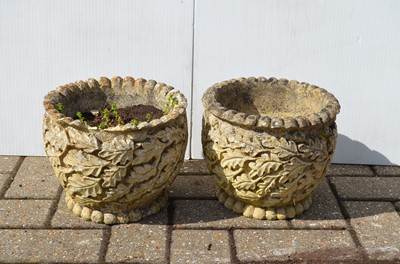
[202,77,340,220]
[43,76,188,224]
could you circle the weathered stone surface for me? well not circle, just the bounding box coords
[173,200,289,229]
[171,230,231,264]
[106,221,167,263]
[290,179,346,229]
[4,157,60,199]
[51,192,107,228]
[202,77,339,220]
[43,77,188,224]
[0,200,53,228]
[169,175,216,198]
[327,164,374,176]
[0,229,103,263]
[0,156,22,173]
[373,165,400,176]
[344,201,400,261]
[234,229,360,262]
[395,201,400,212]
[330,177,400,200]
[180,159,209,175]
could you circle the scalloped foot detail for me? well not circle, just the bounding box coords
[65,192,168,225]
[216,188,312,220]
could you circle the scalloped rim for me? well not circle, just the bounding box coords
[202,77,340,129]
[66,191,168,224]
[43,76,187,132]
[216,188,312,220]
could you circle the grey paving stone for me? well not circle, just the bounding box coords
[330,177,400,200]
[180,159,209,175]
[51,192,107,229]
[395,201,400,212]
[0,200,53,228]
[106,220,168,263]
[4,156,61,199]
[373,165,400,176]
[327,164,374,176]
[234,229,360,263]
[173,200,289,229]
[0,156,22,174]
[343,201,400,261]
[169,175,216,198]
[0,229,103,263]
[171,230,231,264]
[290,180,346,229]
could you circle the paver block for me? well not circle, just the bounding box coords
[234,229,360,262]
[4,157,61,199]
[51,192,107,229]
[330,177,400,200]
[171,230,231,264]
[0,156,22,174]
[173,200,289,229]
[373,165,400,176]
[344,201,400,261]
[327,164,374,176]
[0,200,53,228]
[0,229,103,263]
[180,159,209,175]
[106,223,167,263]
[170,175,216,198]
[290,180,346,229]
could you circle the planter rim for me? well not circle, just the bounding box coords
[202,77,340,129]
[43,76,187,132]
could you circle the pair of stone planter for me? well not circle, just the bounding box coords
[43,76,340,224]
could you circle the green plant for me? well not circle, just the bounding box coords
[56,103,64,113]
[130,119,140,126]
[76,111,86,124]
[164,94,179,115]
[99,108,110,129]
[145,113,152,122]
[111,103,123,125]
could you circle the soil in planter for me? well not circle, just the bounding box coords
[75,104,163,127]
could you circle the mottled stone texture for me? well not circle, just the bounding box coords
[43,76,188,224]
[171,230,231,264]
[202,77,340,220]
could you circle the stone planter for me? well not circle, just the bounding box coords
[43,76,187,224]
[202,77,340,220]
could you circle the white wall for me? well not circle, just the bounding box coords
[0,0,194,158]
[192,0,400,165]
[1,0,399,165]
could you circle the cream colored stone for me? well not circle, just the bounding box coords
[202,77,340,220]
[43,76,188,224]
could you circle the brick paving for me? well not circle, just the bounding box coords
[0,156,399,263]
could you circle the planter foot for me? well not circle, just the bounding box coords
[65,192,168,225]
[216,188,312,220]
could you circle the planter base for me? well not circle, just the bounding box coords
[65,191,168,225]
[216,188,312,220]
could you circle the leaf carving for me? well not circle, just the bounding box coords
[248,159,282,178]
[99,136,135,165]
[66,128,100,153]
[67,174,102,198]
[63,149,108,177]
[102,166,128,188]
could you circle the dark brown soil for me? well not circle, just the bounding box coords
[74,104,163,127]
